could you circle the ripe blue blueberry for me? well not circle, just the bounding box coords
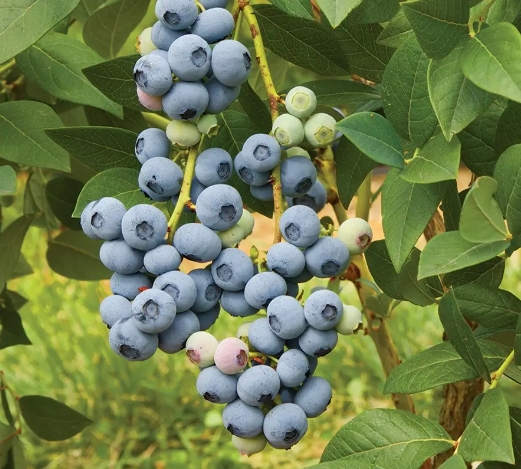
[121,204,168,251]
[155,0,198,30]
[210,248,254,291]
[195,148,232,186]
[99,239,145,274]
[298,326,338,357]
[204,76,241,114]
[196,366,238,403]
[223,399,264,438]
[285,266,314,284]
[135,128,170,164]
[220,290,259,317]
[149,49,169,61]
[305,236,350,278]
[244,272,287,310]
[280,156,317,198]
[162,81,209,120]
[199,0,229,7]
[131,288,177,333]
[133,54,173,97]
[168,34,212,81]
[191,8,234,44]
[286,179,327,213]
[279,205,321,248]
[276,349,310,387]
[266,242,305,278]
[241,133,281,172]
[173,223,222,262]
[304,289,343,331]
[188,268,222,312]
[267,296,307,340]
[143,244,182,275]
[262,403,308,449]
[248,317,285,355]
[99,295,132,328]
[211,40,252,86]
[195,184,243,231]
[158,311,200,353]
[250,183,274,202]
[151,21,188,50]
[89,197,126,240]
[234,151,271,187]
[80,200,99,239]
[109,317,158,361]
[279,386,297,404]
[195,302,220,330]
[285,280,299,298]
[237,365,281,406]
[294,376,332,418]
[153,270,197,312]
[138,157,183,201]
[110,272,152,300]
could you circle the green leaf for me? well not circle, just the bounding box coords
[19,395,92,441]
[0,422,14,461]
[267,0,314,20]
[459,388,514,464]
[6,290,28,310]
[398,251,437,306]
[73,168,149,217]
[459,23,521,103]
[84,105,147,134]
[10,254,34,280]
[0,0,81,64]
[16,33,122,118]
[0,166,16,196]
[9,436,26,469]
[0,101,70,171]
[308,461,376,469]
[487,0,521,25]
[400,133,461,183]
[349,0,400,24]
[428,43,496,141]
[23,171,60,231]
[46,126,139,173]
[377,9,414,49]
[460,176,508,243]
[237,82,271,134]
[0,215,35,291]
[460,98,507,176]
[443,257,506,289]
[83,0,149,59]
[317,0,362,28]
[334,136,378,209]
[47,230,110,280]
[320,409,453,467]
[382,169,446,272]
[382,37,437,147]
[494,144,521,237]
[83,55,142,111]
[439,289,491,382]
[516,314,521,366]
[366,293,399,319]
[333,19,394,82]
[402,0,469,59]
[496,102,521,157]
[0,307,32,350]
[384,339,509,393]
[45,177,84,230]
[441,180,462,231]
[336,112,404,168]
[418,231,510,279]
[438,455,467,469]
[252,5,350,76]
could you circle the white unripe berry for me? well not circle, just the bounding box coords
[271,114,305,146]
[336,304,363,335]
[186,331,219,368]
[304,113,337,147]
[337,217,373,255]
[137,27,157,56]
[285,86,317,118]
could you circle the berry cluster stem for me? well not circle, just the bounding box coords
[142,113,170,131]
[167,144,198,243]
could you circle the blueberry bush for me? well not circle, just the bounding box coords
[1,0,521,468]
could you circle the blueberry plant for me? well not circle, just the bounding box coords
[1,0,521,467]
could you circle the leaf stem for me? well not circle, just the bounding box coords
[142,112,170,131]
[489,350,515,390]
[0,59,15,76]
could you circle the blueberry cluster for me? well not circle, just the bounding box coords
[186,289,364,455]
[135,0,251,146]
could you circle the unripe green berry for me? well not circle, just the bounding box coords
[232,434,267,455]
[304,113,337,148]
[197,114,219,136]
[236,321,253,339]
[166,120,202,147]
[285,86,317,118]
[271,114,304,146]
[337,217,373,255]
[236,209,255,238]
[217,224,245,248]
[137,27,157,56]
[336,304,363,335]
[286,146,311,159]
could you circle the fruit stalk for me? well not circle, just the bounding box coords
[141,112,171,131]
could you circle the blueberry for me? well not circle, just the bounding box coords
[244,272,287,309]
[99,239,144,274]
[250,183,274,201]
[267,296,307,340]
[217,224,245,249]
[241,133,281,172]
[285,266,314,284]
[263,403,308,449]
[204,76,240,114]
[196,114,219,135]
[303,289,343,331]
[195,148,232,186]
[336,304,363,335]
[286,179,327,213]
[237,365,281,406]
[286,146,311,159]
[280,156,317,198]
[121,204,168,251]
[135,128,170,164]
[99,295,132,328]
[80,200,99,239]
[285,86,317,118]
[158,311,200,353]
[138,27,156,56]
[108,318,158,361]
[191,8,234,44]
[276,349,310,387]
[266,242,305,278]
[285,281,299,298]
[232,434,267,456]
[298,326,338,357]
[166,120,202,147]
[134,54,173,97]
[211,248,254,291]
[196,184,243,231]
[88,197,126,240]
[279,205,321,248]
[186,331,218,367]
[110,272,152,300]
[195,302,220,330]
[223,399,264,438]
[279,386,297,404]
[162,81,209,120]
[151,21,188,50]
[189,176,207,204]
[137,88,163,111]
[149,48,169,62]
[211,40,251,86]
[214,337,249,374]
[155,0,198,30]
[168,34,212,81]
[234,151,271,187]
[236,209,255,237]
[196,366,238,403]
[294,376,332,418]
[143,244,182,275]
[188,268,222,312]
[248,318,285,355]
[220,290,259,317]
[153,270,197,312]
[199,0,229,8]
[305,236,350,278]
[173,223,222,262]
[131,288,177,333]
[272,114,305,146]
[139,157,183,201]
[304,113,337,148]
[337,217,373,255]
